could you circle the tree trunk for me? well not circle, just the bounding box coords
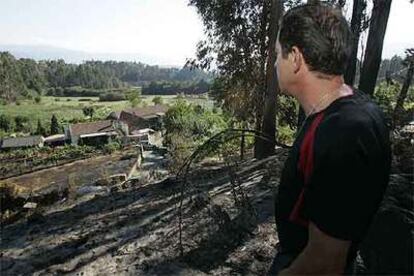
[359,0,392,96]
[393,61,414,128]
[253,88,265,158]
[253,0,269,159]
[240,129,245,161]
[255,0,283,159]
[344,0,366,86]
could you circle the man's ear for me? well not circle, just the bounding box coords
[290,46,303,74]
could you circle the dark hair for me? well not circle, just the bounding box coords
[279,3,352,76]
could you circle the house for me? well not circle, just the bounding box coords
[66,120,128,146]
[1,135,45,150]
[117,105,169,132]
[127,128,160,146]
[44,134,67,147]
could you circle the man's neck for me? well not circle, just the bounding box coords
[294,74,350,116]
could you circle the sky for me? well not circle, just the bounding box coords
[0,0,413,66]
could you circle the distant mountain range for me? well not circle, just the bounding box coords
[0,44,181,67]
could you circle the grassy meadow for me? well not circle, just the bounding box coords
[0,94,215,137]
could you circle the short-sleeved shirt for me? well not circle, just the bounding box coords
[275,89,391,266]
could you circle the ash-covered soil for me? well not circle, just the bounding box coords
[1,149,289,276]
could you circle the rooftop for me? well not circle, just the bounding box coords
[1,135,45,149]
[70,120,115,137]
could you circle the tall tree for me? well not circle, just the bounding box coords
[0,52,27,102]
[344,0,368,86]
[36,119,47,136]
[188,0,277,158]
[50,114,60,135]
[393,48,414,127]
[359,0,393,96]
[18,58,47,93]
[256,0,284,158]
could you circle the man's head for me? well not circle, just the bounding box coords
[275,3,352,95]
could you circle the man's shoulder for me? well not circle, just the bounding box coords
[314,90,390,155]
[321,90,388,133]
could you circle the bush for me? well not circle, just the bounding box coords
[165,99,228,142]
[164,100,229,173]
[126,88,141,105]
[82,106,95,119]
[99,92,126,102]
[14,115,30,132]
[152,96,164,105]
[130,97,141,107]
[63,86,101,97]
[278,95,299,129]
[34,96,42,104]
[165,132,194,174]
[374,82,399,120]
[277,125,296,146]
[55,87,64,96]
[0,115,14,132]
[103,142,121,154]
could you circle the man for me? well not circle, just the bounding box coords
[270,3,391,275]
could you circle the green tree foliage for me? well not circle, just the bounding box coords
[0,114,14,132]
[187,0,272,124]
[126,88,142,107]
[0,52,212,103]
[18,58,47,93]
[50,114,60,135]
[377,55,405,85]
[152,96,164,105]
[142,80,210,95]
[82,106,95,120]
[373,82,403,124]
[14,115,30,132]
[99,92,126,102]
[102,141,121,154]
[164,99,229,173]
[164,99,228,144]
[0,52,28,102]
[36,119,47,136]
[374,81,414,129]
[34,95,42,104]
[187,0,292,158]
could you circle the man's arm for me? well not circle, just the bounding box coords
[279,222,350,275]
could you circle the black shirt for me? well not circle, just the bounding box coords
[275,90,391,265]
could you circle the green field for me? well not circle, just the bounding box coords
[0,95,215,136]
[0,97,129,126]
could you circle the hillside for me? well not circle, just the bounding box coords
[1,147,412,275]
